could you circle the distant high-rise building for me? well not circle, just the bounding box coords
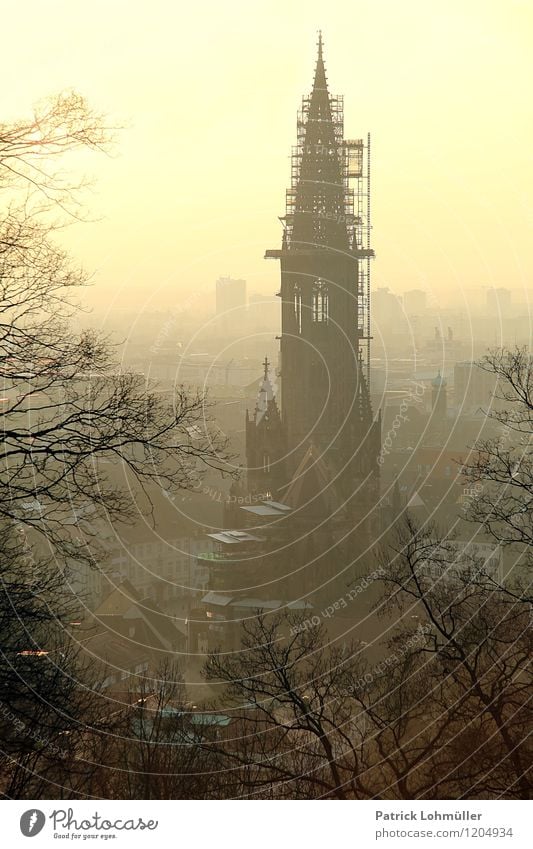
[431,371,448,418]
[403,289,427,315]
[373,287,402,326]
[215,277,247,326]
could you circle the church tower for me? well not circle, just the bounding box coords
[264,34,380,505]
[203,36,384,643]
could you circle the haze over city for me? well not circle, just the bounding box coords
[0,0,531,820]
[3,1,532,318]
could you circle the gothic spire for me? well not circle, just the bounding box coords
[312,31,328,97]
[291,33,348,250]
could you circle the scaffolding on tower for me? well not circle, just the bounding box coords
[273,32,374,388]
[344,133,373,385]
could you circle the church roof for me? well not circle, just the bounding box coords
[282,443,335,513]
[94,578,141,616]
[406,490,425,509]
[91,579,185,653]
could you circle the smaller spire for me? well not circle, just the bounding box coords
[254,357,280,422]
[432,370,447,387]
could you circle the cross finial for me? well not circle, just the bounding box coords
[263,356,270,379]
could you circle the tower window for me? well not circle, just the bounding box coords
[312,279,329,323]
[293,286,302,333]
[263,453,271,472]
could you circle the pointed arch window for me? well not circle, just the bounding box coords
[312,279,329,323]
[293,284,302,334]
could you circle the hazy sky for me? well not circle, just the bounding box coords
[3,0,532,319]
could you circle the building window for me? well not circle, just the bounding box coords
[293,285,302,333]
[263,453,271,472]
[312,279,328,323]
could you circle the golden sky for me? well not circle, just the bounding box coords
[4,0,533,317]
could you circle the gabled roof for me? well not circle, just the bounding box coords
[94,578,142,616]
[406,490,425,509]
[241,504,286,517]
[82,630,150,673]
[262,500,291,512]
[207,530,265,543]
[201,591,233,607]
[91,579,185,653]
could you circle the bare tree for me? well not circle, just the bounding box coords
[375,515,532,799]
[204,612,374,799]
[202,525,532,800]
[0,91,115,208]
[0,93,232,563]
[0,93,231,798]
[76,661,227,800]
[0,519,110,799]
[461,347,532,553]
